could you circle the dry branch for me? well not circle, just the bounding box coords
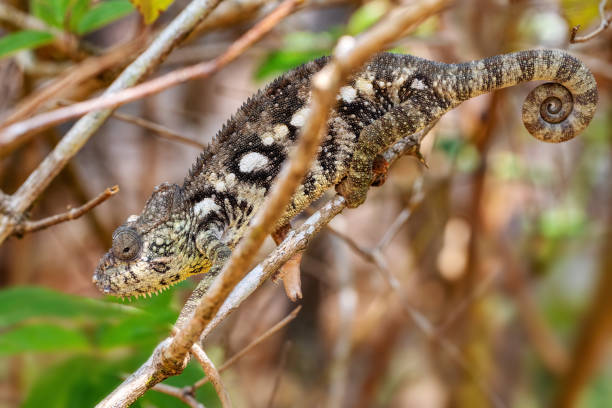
[190,343,231,408]
[0,0,226,246]
[570,0,610,43]
[152,383,205,408]
[11,185,119,237]
[95,1,448,405]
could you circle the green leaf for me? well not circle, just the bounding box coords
[96,315,172,348]
[255,49,329,81]
[0,323,89,354]
[538,205,587,239]
[23,355,121,408]
[0,30,55,59]
[0,286,140,328]
[76,0,135,34]
[30,0,70,27]
[67,0,92,32]
[346,0,390,35]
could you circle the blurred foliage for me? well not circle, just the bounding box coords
[0,30,55,59]
[255,0,424,80]
[560,0,604,28]
[0,286,221,407]
[0,0,135,59]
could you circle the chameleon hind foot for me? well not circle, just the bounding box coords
[272,224,303,301]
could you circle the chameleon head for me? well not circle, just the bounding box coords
[93,182,212,298]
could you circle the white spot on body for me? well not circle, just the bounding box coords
[127,215,138,223]
[339,86,357,103]
[262,136,274,146]
[194,197,220,217]
[290,107,311,127]
[411,78,428,90]
[274,124,289,139]
[156,237,164,246]
[226,173,237,188]
[239,152,269,173]
[355,78,374,95]
[215,180,226,192]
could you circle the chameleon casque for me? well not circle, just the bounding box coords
[93,49,598,300]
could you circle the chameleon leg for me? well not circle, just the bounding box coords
[337,103,436,208]
[176,229,232,327]
[272,223,303,301]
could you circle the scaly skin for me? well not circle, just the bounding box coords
[93,49,598,298]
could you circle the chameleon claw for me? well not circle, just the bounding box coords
[414,148,429,169]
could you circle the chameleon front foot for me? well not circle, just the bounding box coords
[335,169,373,208]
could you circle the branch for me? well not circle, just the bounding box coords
[11,185,119,237]
[152,383,205,408]
[0,0,226,246]
[570,0,610,43]
[190,343,231,408]
[96,1,448,405]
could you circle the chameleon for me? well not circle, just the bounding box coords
[93,49,597,300]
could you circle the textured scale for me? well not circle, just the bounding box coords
[93,49,598,298]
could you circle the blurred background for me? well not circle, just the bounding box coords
[0,0,611,406]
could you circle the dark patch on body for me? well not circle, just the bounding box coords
[555,54,580,83]
[228,139,287,188]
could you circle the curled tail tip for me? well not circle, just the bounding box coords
[522,52,598,143]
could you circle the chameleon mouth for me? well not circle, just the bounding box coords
[93,251,186,300]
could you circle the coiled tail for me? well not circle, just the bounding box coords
[445,49,598,143]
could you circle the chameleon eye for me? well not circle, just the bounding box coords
[112,227,142,261]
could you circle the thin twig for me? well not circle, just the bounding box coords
[0,35,146,135]
[152,383,205,408]
[190,343,232,408]
[0,0,225,247]
[266,340,291,408]
[193,306,302,390]
[112,111,206,149]
[570,0,610,43]
[11,185,119,236]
